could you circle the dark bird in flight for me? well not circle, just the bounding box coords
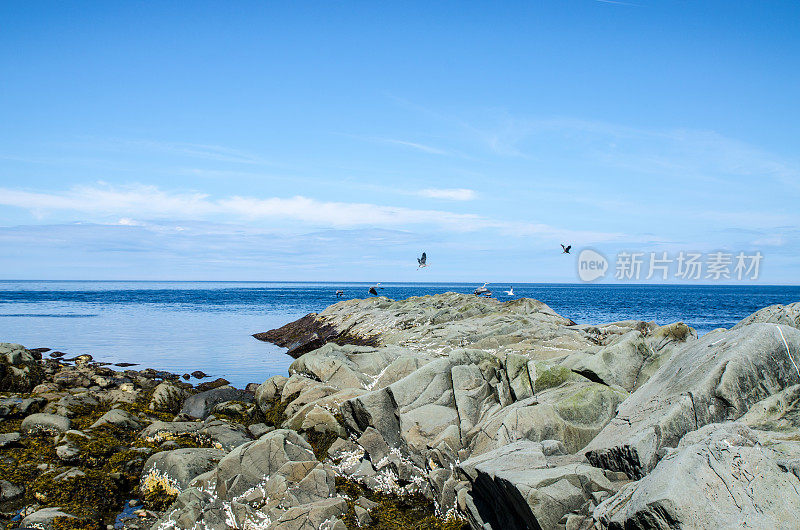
[335,290,344,298]
[368,283,383,296]
[417,252,427,268]
[561,244,572,254]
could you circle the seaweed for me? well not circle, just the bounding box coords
[335,477,468,530]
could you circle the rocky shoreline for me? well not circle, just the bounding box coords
[2,293,800,529]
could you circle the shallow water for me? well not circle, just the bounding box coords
[1,281,798,387]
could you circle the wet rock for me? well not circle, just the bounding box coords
[179,385,252,419]
[191,370,208,379]
[195,377,229,392]
[594,423,800,529]
[21,413,71,434]
[585,323,800,478]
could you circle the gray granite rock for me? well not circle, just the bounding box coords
[21,412,71,434]
[179,385,253,419]
[141,447,226,490]
[585,323,800,478]
[594,423,800,529]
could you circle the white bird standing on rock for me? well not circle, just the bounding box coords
[368,283,383,296]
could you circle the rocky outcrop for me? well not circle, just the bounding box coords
[253,313,380,358]
[594,423,800,529]
[584,323,800,478]
[733,301,800,330]
[154,429,347,529]
[6,296,800,530]
[0,343,44,391]
[458,440,622,529]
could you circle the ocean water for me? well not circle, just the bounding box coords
[1,281,799,388]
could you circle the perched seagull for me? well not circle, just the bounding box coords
[474,282,490,296]
[417,252,427,268]
[561,244,572,254]
[368,283,383,296]
[504,286,514,296]
[335,290,344,298]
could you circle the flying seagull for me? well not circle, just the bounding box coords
[504,286,514,296]
[474,282,491,296]
[417,252,427,268]
[335,290,344,298]
[561,244,572,254]
[368,283,383,296]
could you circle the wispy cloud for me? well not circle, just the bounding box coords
[416,188,476,201]
[113,139,267,164]
[0,183,620,243]
[378,138,449,155]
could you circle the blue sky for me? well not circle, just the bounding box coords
[1,1,798,282]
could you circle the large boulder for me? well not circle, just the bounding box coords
[21,413,71,434]
[141,448,226,490]
[584,323,800,478]
[89,408,144,430]
[734,302,800,330]
[155,429,342,528]
[459,440,618,530]
[0,343,44,392]
[594,423,800,529]
[149,381,191,413]
[179,385,253,419]
[467,379,627,457]
[561,323,695,392]
[255,293,582,359]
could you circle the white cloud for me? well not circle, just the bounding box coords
[0,183,620,243]
[416,188,476,201]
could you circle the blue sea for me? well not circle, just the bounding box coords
[1,281,799,388]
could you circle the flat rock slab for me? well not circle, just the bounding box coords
[585,323,800,478]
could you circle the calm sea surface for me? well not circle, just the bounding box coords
[1,281,798,387]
